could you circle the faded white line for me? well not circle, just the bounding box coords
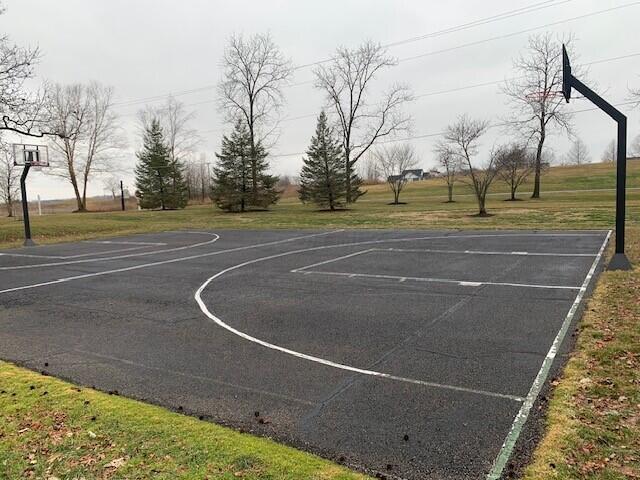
[291,249,374,272]
[0,252,67,259]
[377,247,597,257]
[0,231,220,271]
[0,230,344,295]
[486,230,612,479]
[86,240,167,246]
[292,270,582,290]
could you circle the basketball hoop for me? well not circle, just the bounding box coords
[12,144,49,167]
[12,143,50,246]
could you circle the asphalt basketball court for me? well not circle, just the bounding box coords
[0,228,610,479]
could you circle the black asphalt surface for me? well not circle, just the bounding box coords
[0,229,609,479]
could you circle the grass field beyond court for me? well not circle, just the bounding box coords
[1,161,639,249]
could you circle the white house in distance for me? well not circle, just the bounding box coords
[387,168,441,183]
[401,169,423,182]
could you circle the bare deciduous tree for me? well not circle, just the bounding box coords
[564,137,590,165]
[103,175,120,200]
[434,145,461,203]
[373,143,418,204]
[439,115,497,216]
[0,138,19,216]
[495,144,534,201]
[138,96,199,163]
[218,33,291,197]
[315,41,413,202]
[503,33,574,198]
[0,4,55,138]
[182,152,210,202]
[601,139,616,163]
[48,82,122,212]
[358,154,381,184]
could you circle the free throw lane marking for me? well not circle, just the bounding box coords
[377,247,597,257]
[292,270,582,290]
[486,230,612,479]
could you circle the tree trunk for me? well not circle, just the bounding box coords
[447,184,453,202]
[81,175,89,212]
[345,161,352,203]
[70,176,85,212]
[532,130,545,199]
[478,195,487,216]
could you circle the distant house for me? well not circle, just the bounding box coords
[401,169,423,182]
[422,168,440,179]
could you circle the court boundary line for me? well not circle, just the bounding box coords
[486,229,612,479]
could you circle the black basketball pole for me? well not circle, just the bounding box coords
[563,45,631,270]
[20,163,35,246]
[120,180,125,211]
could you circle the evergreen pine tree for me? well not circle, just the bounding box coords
[298,111,347,210]
[135,119,188,210]
[211,120,280,212]
[165,157,189,209]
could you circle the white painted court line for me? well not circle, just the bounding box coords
[59,245,156,258]
[376,247,597,257]
[0,230,344,295]
[486,229,612,480]
[291,249,375,273]
[0,252,68,259]
[0,231,220,271]
[85,240,168,246]
[291,270,582,290]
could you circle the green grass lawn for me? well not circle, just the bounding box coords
[1,160,639,249]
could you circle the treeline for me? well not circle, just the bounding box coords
[3,0,640,218]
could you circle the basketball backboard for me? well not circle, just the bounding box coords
[12,144,49,167]
[562,44,572,103]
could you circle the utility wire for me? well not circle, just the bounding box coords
[155,50,640,137]
[267,99,639,158]
[111,0,575,108]
[113,2,640,123]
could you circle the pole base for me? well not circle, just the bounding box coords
[23,238,36,247]
[608,253,632,271]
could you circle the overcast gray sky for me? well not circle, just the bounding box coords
[3,0,640,200]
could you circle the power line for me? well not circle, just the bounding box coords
[294,0,575,70]
[268,99,638,158]
[398,1,640,63]
[111,0,576,108]
[113,2,640,124]
[168,50,640,139]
